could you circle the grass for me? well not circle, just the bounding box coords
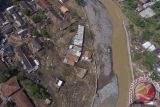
[122,0,160,43]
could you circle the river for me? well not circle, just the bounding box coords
[100,0,132,107]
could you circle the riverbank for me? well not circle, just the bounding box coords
[101,0,132,107]
[84,0,118,107]
[84,0,132,107]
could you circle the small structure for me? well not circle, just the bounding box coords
[82,51,93,62]
[142,41,156,52]
[74,67,87,78]
[11,89,34,107]
[56,79,64,88]
[1,77,21,98]
[6,6,16,14]
[64,25,84,66]
[16,44,39,73]
[59,5,69,14]
[2,43,14,57]
[72,25,85,47]
[45,99,52,105]
[139,8,156,18]
[142,41,152,49]
[1,23,15,36]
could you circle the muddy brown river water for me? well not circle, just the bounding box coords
[100,0,132,107]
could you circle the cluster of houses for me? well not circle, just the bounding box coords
[136,0,160,18]
[63,25,93,78]
[63,25,93,66]
[0,77,34,107]
[142,41,160,72]
[36,0,75,30]
[0,0,48,74]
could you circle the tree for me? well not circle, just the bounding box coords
[143,52,157,70]
[22,79,49,99]
[7,101,14,107]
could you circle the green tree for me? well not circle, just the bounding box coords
[143,52,157,70]
[22,79,49,99]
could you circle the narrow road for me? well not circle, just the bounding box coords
[100,0,132,107]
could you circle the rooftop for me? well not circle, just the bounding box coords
[1,77,20,97]
[11,89,33,107]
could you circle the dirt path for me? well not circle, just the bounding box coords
[100,0,132,107]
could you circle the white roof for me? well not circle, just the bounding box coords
[73,25,84,46]
[148,45,156,52]
[142,41,151,49]
[139,8,156,18]
[6,6,15,12]
[57,80,63,87]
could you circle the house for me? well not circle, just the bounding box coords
[0,60,7,73]
[1,23,15,36]
[30,38,42,53]
[1,77,21,97]
[11,89,34,107]
[63,25,84,66]
[142,41,156,52]
[59,5,69,14]
[142,41,151,49]
[72,25,84,47]
[82,51,93,62]
[63,54,79,66]
[6,6,16,14]
[148,44,156,52]
[139,8,156,18]
[12,11,25,27]
[17,29,28,38]
[55,78,64,88]
[16,44,39,73]
[2,43,14,57]
[6,5,25,27]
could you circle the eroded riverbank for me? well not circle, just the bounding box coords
[84,0,132,107]
[101,0,132,107]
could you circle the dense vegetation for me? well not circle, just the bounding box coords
[0,69,14,83]
[22,79,49,99]
[31,9,46,23]
[122,0,160,43]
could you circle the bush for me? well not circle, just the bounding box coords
[69,24,77,32]
[7,101,15,107]
[143,52,157,70]
[132,52,142,61]
[22,79,49,99]
[31,10,46,23]
[0,69,14,83]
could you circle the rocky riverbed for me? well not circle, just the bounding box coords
[84,0,118,107]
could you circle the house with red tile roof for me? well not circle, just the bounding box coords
[1,77,20,97]
[11,89,34,107]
